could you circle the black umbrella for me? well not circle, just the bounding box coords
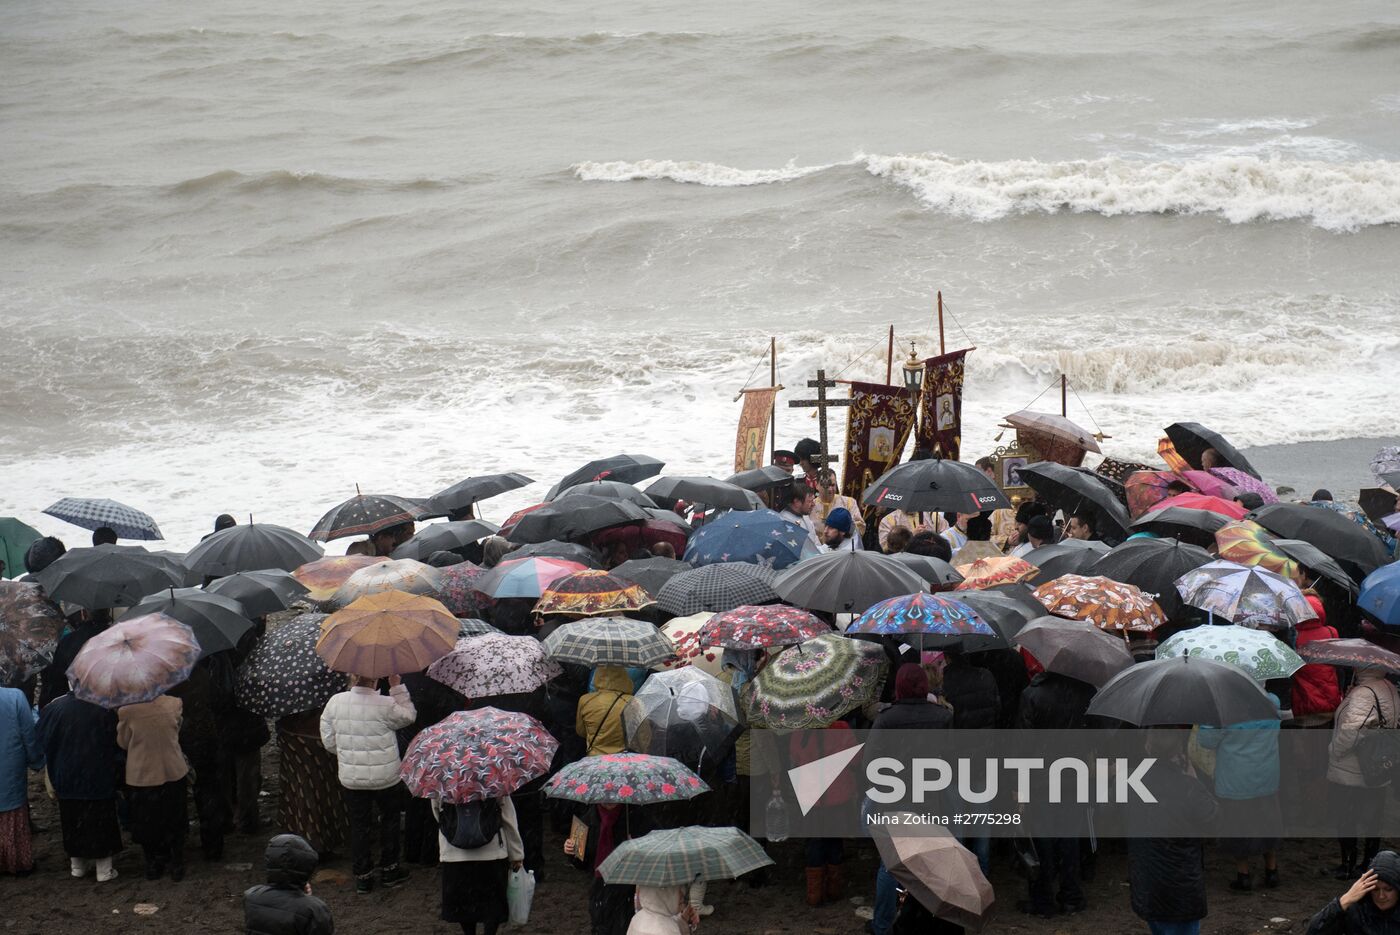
[1360,487,1399,525]
[206,569,311,618]
[774,551,926,614]
[952,584,1045,640]
[308,492,425,542]
[1014,616,1135,688]
[1250,503,1391,579]
[646,509,693,532]
[1165,422,1261,479]
[424,472,535,518]
[1018,462,1131,541]
[726,465,793,492]
[886,553,963,589]
[1023,542,1109,582]
[131,587,255,658]
[183,521,324,577]
[645,476,760,512]
[34,545,188,609]
[505,495,651,545]
[611,557,692,596]
[1086,655,1280,727]
[863,460,1010,514]
[506,541,604,568]
[390,520,501,562]
[1089,538,1213,621]
[554,480,658,508]
[1130,506,1228,548]
[149,552,204,588]
[547,455,666,500]
[1271,538,1358,595]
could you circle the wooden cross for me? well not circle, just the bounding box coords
[786,369,850,468]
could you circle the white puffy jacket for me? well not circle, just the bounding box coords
[319,684,416,790]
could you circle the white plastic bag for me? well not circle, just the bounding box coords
[507,867,535,925]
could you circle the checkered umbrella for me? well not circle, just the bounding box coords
[698,605,828,650]
[235,613,346,718]
[1157,624,1304,682]
[457,617,499,637]
[183,522,324,576]
[34,545,187,609]
[427,634,562,698]
[534,569,655,618]
[67,612,200,708]
[682,509,812,570]
[130,586,255,658]
[290,555,389,602]
[42,497,162,541]
[206,569,310,619]
[742,633,888,729]
[308,492,425,542]
[330,558,444,607]
[656,614,724,676]
[400,708,558,803]
[655,563,779,616]
[545,752,707,805]
[1174,560,1314,630]
[599,826,773,886]
[0,581,65,686]
[542,617,675,668]
[1033,574,1166,633]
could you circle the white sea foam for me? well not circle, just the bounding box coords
[573,158,840,186]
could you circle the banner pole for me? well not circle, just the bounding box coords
[937,291,946,356]
[769,337,777,458]
[885,325,894,385]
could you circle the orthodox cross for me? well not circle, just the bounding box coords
[787,369,850,468]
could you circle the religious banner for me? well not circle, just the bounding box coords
[841,382,917,508]
[914,349,969,461]
[734,387,779,471]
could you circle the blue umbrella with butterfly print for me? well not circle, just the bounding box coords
[682,509,813,570]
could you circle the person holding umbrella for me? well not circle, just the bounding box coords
[0,685,43,875]
[36,691,122,882]
[1327,664,1399,879]
[118,691,191,880]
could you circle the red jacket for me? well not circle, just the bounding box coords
[1292,597,1341,716]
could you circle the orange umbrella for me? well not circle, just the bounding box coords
[533,569,655,618]
[953,556,1038,591]
[316,590,458,677]
[292,555,389,602]
[1033,574,1165,633]
[1215,520,1304,585]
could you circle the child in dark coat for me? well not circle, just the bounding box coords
[243,835,334,935]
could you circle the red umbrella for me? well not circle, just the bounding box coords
[698,604,828,649]
[1155,492,1247,520]
[1126,471,1191,520]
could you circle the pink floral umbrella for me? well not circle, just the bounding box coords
[67,612,200,708]
[697,604,828,649]
[544,752,708,805]
[400,707,558,803]
[436,562,494,617]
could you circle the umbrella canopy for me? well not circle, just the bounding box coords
[1130,506,1229,548]
[1308,500,1398,556]
[548,454,667,500]
[534,569,655,618]
[1297,637,1400,675]
[316,591,459,677]
[848,592,1002,651]
[1360,488,1399,524]
[149,552,204,588]
[624,667,742,767]
[1156,492,1247,520]
[434,562,493,617]
[1361,564,1400,628]
[1125,471,1190,520]
[954,556,1039,591]
[308,493,425,542]
[742,633,887,729]
[478,556,589,600]
[886,553,963,589]
[862,460,1010,514]
[206,569,310,618]
[1087,655,1281,726]
[542,617,676,668]
[0,581,65,686]
[34,544,188,609]
[400,708,558,803]
[555,480,658,508]
[1216,520,1303,583]
[235,612,347,718]
[682,509,812,570]
[1014,616,1134,687]
[389,520,500,562]
[290,555,389,602]
[0,518,41,580]
[68,612,200,708]
[505,495,649,545]
[1373,446,1400,483]
[1251,503,1392,578]
[950,585,1046,640]
[1164,422,1262,478]
[1023,543,1105,582]
[130,587,254,658]
[1089,538,1213,621]
[1017,462,1130,541]
[774,550,927,614]
[425,473,535,518]
[1272,538,1358,595]
[645,476,758,512]
[331,558,443,607]
[874,827,995,931]
[506,541,602,568]
[611,557,692,596]
[725,466,793,492]
[656,563,779,616]
[1033,575,1166,633]
[183,522,323,577]
[545,752,708,805]
[427,633,561,698]
[698,605,829,650]
[1209,467,1278,505]
[43,497,162,541]
[1175,560,1314,630]
[657,613,725,677]
[1005,410,1102,453]
[458,618,499,637]
[1157,624,1304,682]
[599,826,773,887]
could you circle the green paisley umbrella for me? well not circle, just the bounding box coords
[1155,623,1304,682]
[741,632,888,729]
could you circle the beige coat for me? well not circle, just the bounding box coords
[576,667,633,756]
[117,695,188,788]
[1328,672,1400,786]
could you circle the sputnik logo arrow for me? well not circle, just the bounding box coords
[787,742,865,816]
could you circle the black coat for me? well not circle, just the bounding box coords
[1015,673,1096,731]
[872,697,954,733]
[38,621,105,709]
[36,694,120,800]
[243,884,334,935]
[942,663,999,730]
[1127,768,1217,924]
[1307,896,1400,934]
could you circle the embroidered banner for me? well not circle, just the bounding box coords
[734,387,779,471]
[841,382,917,511]
[914,350,969,461]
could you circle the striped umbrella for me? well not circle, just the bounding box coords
[698,605,828,650]
[477,557,588,600]
[655,563,779,616]
[1174,560,1314,630]
[1033,574,1166,633]
[742,633,888,729]
[67,612,200,708]
[316,591,459,677]
[1157,624,1304,682]
[954,556,1038,591]
[235,613,346,718]
[1215,520,1303,584]
[42,497,162,541]
[308,492,425,542]
[534,569,655,618]
[291,555,389,602]
[599,827,773,886]
[541,617,675,668]
[400,708,558,803]
[330,558,444,607]
[545,752,707,805]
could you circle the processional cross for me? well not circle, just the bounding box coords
[787,370,850,468]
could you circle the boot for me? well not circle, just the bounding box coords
[805,867,825,907]
[95,857,118,883]
[168,842,185,883]
[1229,872,1252,891]
[70,858,92,878]
[688,879,714,917]
[142,846,164,881]
[823,864,843,904]
[1264,868,1280,889]
[380,863,409,888]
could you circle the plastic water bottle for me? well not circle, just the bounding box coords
[765,789,790,843]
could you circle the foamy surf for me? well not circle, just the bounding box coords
[573,158,840,186]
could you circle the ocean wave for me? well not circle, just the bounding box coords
[166,169,459,195]
[573,159,841,186]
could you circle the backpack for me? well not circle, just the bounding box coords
[1356,687,1400,788]
[438,799,503,850]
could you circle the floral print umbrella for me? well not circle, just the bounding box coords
[542,617,676,668]
[1210,468,1279,505]
[291,555,389,602]
[400,708,558,803]
[1175,560,1314,630]
[741,632,888,729]
[236,613,347,718]
[534,569,655,618]
[67,612,200,708]
[477,556,588,600]
[0,581,65,686]
[848,592,1000,650]
[434,562,494,617]
[1296,637,1400,675]
[1033,574,1166,633]
[953,556,1038,591]
[427,634,562,698]
[544,752,708,805]
[1126,470,1188,520]
[1215,521,1304,584]
[1156,624,1304,682]
[657,613,725,676]
[316,591,459,677]
[697,605,828,650]
[330,558,444,608]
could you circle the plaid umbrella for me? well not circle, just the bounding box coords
[0,581,65,686]
[1014,616,1135,687]
[330,558,444,607]
[547,454,666,500]
[1361,564,1400,627]
[873,827,995,931]
[1175,560,1313,630]
[1033,574,1166,633]
[656,563,779,616]
[427,634,562,698]
[544,752,707,805]
[954,556,1038,591]
[130,586,254,658]
[1131,506,1230,548]
[1088,537,1213,621]
[534,569,655,618]
[290,555,389,602]
[400,708,558,803]
[599,826,773,886]
[624,667,743,768]
[424,473,535,517]
[390,520,500,562]
[43,497,162,541]
[554,480,658,508]
[612,557,692,596]
[1126,471,1187,520]
[742,633,888,729]
[848,592,1001,650]
[34,545,187,609]
[207,569,310,619]
[657,614,725,676]
[235,613,346,718]
[698,605,828,650]
[183,522,323,577]
[542,617,675,668]
[774,550,927,614]
[316,591,459,677]
[1296,637,1400,675]
[1215,520,1303,583]
[682,509,812,570]
[478,557,588,600]
[1157,624,1304,682]
[457,617,500,637]
[0,518,41,581]
[67,612,200,708]
[1156,493,1247,520]
[308,492,425,542]
[436,562,494,616]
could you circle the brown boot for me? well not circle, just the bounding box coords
[823,864,843,903]
[805,867,825,906]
